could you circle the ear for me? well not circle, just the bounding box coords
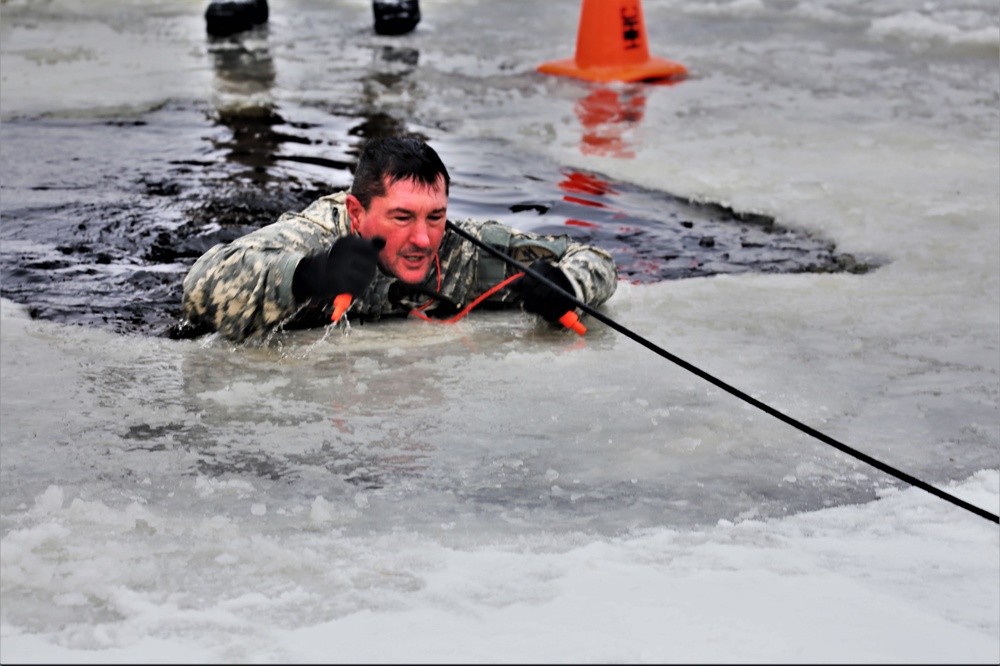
[345,194,366,235]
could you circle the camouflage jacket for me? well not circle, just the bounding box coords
[182,192,618,342]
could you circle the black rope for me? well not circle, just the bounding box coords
[446,221,1000,525]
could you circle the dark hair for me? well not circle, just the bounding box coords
[351,136,450,209]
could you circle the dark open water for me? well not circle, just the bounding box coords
[0,31,873,338]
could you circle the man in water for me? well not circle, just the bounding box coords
[182,136,617,342]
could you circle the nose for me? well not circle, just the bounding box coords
[408,219,432,248]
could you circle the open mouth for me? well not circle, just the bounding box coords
[398,252,430,271]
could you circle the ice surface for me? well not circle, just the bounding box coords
[1,0,997,662]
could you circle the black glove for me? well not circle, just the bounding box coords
[293,236,386,303]
[513,260,577,323]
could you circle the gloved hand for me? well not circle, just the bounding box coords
[513,259,578,323]
[293,236,386,303]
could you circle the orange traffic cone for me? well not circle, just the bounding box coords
[539,0,687,83]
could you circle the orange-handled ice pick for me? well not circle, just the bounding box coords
[559,310,587,336]
[331,293,352,323]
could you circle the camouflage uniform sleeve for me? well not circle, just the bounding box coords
[437,220,617,310]
[181,193,351,342]
[553,243,618,307]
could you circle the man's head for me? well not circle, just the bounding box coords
[347,137,451,285]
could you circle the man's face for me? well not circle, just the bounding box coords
[347,175,448,285]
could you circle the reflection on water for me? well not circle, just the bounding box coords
[0,302,872,535]
[168,329,446,491]
[209,26,276,99]
[14,311,887,533]
[208,25,279,183]
[368,45,421,91]
[572,79,686,159]
[574,85,648,158]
